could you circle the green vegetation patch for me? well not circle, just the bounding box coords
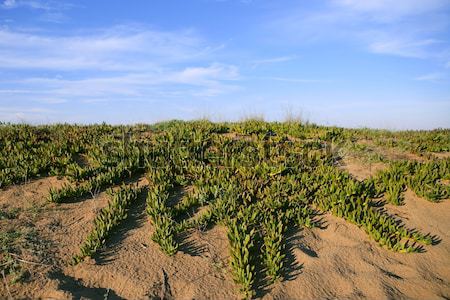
[1,120,448,299]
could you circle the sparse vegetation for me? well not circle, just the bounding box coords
[0,120,449,298]
[0,207,19,220]
[0,230,25,283]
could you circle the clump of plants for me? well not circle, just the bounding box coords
[72,184,142,264]
[227,210,257,299]
[262,215,285,283]
[146,166,179,256]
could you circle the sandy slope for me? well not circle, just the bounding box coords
[267,192,450,299]
[1,169,449,299]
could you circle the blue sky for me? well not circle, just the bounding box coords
[0,0,449,129]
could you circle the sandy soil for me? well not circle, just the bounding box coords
[267,190,450,300]
[432,152,450,159]
[1,171,449,299]
[339,157,386,180]
[350,139,430,163]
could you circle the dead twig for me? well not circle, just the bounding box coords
[7,253,52,267]
[66,216,84,227]
[1,270,13,300]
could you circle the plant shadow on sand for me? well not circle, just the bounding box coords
[65,187,442,299]
[253,227,305,298]
[48,269,125,300]
[177,230,209,257]
[58,173,145,204]
[376,207,442,250]
[95,187,148,265]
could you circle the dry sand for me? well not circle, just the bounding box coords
[1,163,449,299]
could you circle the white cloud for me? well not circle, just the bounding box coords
[0,106,57,123]
[250,56,297,68]
[0,26,214,71]
[1,0,71,10]
[2,0,40,10]
[0,24,240,111]
[264,77,327,83]
[2,0,16,8]
[0,63,241,106]
[0,106,53,113]
[414,72,444,82]
[333,0,448,21]
[174,63,239,84]
[267,0,450,61]
[1,0,74,23]
[367,37,441,58]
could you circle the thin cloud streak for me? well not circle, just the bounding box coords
[1,0,75,23]
[1,0,50,10]
[0,24,241,106]
[0,64,241,104]
[414,72,445,82]
[266,0,450,63]
[266,77,328,83]
[0,26,215,71]
[250,55,298,68]
[333,0,448,21]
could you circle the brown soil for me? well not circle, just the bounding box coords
[1,176,450,299]
[339,157,386,180]
[268,190,450,299]
[221,132,255,142]
[354,139,430,162]
[432,152,450,159]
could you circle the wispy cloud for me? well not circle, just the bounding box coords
[250,55,297,68]
[1,0,73,11]
[174,63,239,84]
[1,0,48,10]
[209,0,254,4]
[333,0,448,21]
[367,37,442,58]
[264,77,327,84]
[414,72,445,82]
[0,105,57,123]
[1,0,73,23]
[0,65,240,104]
[267,0,450,62]
[0,26,214,70]
[0,24,241,109]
